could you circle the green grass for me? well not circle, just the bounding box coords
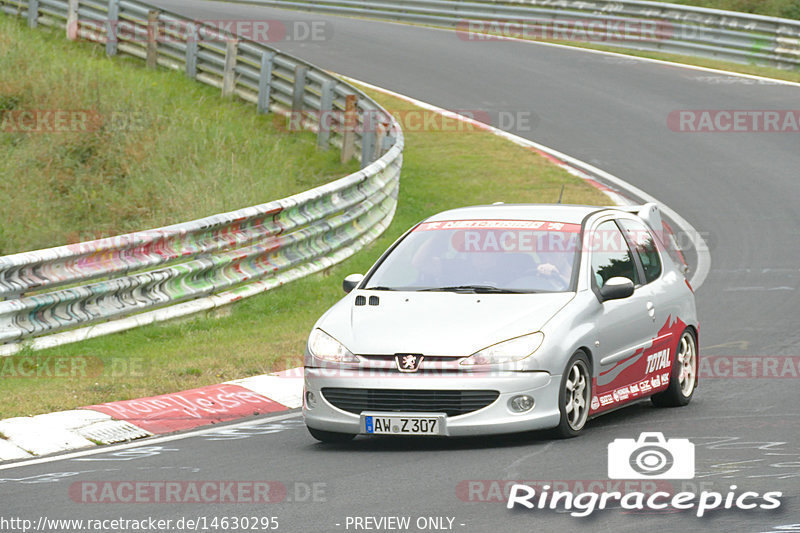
[0,14,360,255]
[649,0,800,20]
[0,79,610,417]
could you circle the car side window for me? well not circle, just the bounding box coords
[590,221,638,288]
[619,219,662,284]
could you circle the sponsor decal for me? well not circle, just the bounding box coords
[614,387,630,402]
[645,348,671,374]
[415,220,581,232]
[591,316,685,414]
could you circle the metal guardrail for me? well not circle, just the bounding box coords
[233,0,800,69]
[0,0,403,349]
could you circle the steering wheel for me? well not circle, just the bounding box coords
[534,267,568,291]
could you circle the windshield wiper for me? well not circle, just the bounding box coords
[418,285,532,294]
[364,286,398,291]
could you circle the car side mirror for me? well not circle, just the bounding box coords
[599,277,635,302]
[342,273,364,294]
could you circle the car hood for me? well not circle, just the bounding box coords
[316,291,575,357]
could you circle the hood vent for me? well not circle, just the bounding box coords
[355,295,366,306]
[369,296,380,306]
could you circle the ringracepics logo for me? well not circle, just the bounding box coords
[506,432,783,517]
[608,432,694,479]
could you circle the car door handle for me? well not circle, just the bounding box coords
[646,301,655,320]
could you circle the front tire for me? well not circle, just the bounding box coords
[553,351,592,438]
[307,426,356,443]
[651,329,697,407]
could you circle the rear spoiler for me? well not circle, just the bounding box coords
[609,203,663,235]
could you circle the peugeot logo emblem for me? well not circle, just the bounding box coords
[396,354,423,373]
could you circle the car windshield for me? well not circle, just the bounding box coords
[364,219,580,293]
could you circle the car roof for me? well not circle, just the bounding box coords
[422,204,614,225]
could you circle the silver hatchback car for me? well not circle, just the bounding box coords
[303,204,698,441]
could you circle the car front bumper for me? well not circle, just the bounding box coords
[302,368,562,437]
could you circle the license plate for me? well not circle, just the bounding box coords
[362,413,445,435]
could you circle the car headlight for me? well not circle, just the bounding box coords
[460,332,544,366]
[307,329,360,364]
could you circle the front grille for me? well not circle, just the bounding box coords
[321,388,500,417]
[357,355,459,362]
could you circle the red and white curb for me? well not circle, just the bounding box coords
[0,370,304,462]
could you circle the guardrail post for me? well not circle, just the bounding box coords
[316,80,334,149]
[66,0,78,40]
[340,94,357,163]
[257,51,275,114]
[361,128,376,170]
[382,132,395,153]
[185,24,198,78]
[146,10,160,69]
[290,65,308,131]
[27,0,39,28]
[221,38,238,98]
[105,0,119,56]
[360,105,377,168]
[373,122,385,160]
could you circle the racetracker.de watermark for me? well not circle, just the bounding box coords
[69,481,327,503]
[699,356,800,378]
[0,355,147,378]
[72,19,332,43]
[455,18,673,42]
[458,479,677,502]
[667,110,800,132]
[280,109,539,134]
[1,110,150,133]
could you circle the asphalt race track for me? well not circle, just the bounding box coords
[3,4,800,532]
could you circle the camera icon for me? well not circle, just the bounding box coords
[608,432,695,479]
